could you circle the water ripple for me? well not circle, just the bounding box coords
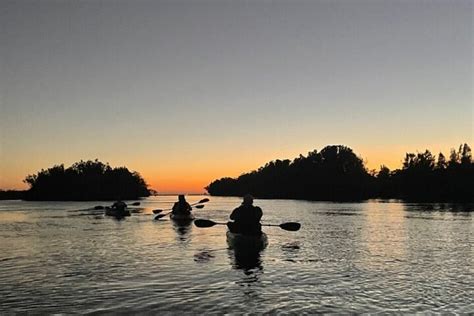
[0,198,472,313]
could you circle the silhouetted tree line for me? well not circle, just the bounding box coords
[206,145,373,201]
[23,159,150,201]
[375,144,473,201]
[0,190,26,200]
[206,144,473,202]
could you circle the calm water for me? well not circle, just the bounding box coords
[0,196,472,314]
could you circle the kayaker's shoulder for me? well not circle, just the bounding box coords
[254,206,263,214]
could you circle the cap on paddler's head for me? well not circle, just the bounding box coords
[178,194,185,201]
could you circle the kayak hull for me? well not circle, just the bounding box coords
[170,213,195,223]
[105,207,131,217]
[226,231,268,251]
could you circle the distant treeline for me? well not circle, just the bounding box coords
[23,160,150,201]
[205,144,473,202]
[0,190,26,200]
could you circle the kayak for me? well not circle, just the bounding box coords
[170,213,195,223]
[105,207,131,217]
[226,231,268,251]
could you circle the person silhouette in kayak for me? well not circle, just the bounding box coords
[172,194,192,216]
[227,194,262,236]
[111,200,126,211]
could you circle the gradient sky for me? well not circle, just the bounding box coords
[1,0,472,193]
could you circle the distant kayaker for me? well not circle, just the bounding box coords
[227,194,262,236]
[172,195,192,216]
[111,200,126,211]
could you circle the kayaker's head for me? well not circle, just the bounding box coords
[178,194,186,202]
[242,194,254,206]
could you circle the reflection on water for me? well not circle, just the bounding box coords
[226,231,267,276]
[172,220,193,242]
[404,203,473,213]
[194,249,216,263]
[228,247,264,291]
[229,247,264,273]
[0,197,472,314]
[281,242,301,263]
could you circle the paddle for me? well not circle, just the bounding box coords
[153,204,205,214]
[194,219,301,232]
[152,198,209,214]
[153,198,210,220]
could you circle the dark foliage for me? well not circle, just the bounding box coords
[207,145,374,201]
[387,143,473,202]
[23,159,150,201]
[206,144,473,202]
[0,190,26,200]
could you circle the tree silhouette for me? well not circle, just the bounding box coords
[206,144,473,202]
[436,153,447,170]
[23,159,150,201]
[206,145,373,201]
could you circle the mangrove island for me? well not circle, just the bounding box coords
[206,144,473,202]
[22,159,150,201]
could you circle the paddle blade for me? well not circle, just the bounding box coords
[154,213,167,220]
[279,222,301,231]
[194,204,205,209]
[152,209,164,214]
[198,198,210,204]
[194,219,216,228]
[131,202,140,206]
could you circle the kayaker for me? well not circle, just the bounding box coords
[227,194,262,236]
[111,200,126,211]
[172,195,192,216]
[106,200,129,217]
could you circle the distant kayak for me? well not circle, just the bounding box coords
[105,207,131,217]
[226,231,268,251]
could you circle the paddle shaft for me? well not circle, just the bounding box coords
[153,199,208,214]
[194,219,301,231]
[197,221,279,227]
[154,201,206,220]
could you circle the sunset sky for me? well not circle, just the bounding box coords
[1,1,472,194]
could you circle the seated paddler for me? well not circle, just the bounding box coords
[227,194,262,236]
[111,200,127,211]
[172,194,192,216]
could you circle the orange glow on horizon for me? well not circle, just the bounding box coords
[1,142,470,193]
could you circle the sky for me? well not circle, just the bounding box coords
[1,0,472,194]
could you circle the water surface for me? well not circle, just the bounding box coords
[0,197,472,313]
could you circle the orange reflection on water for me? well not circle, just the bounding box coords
[0,211,29,223]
